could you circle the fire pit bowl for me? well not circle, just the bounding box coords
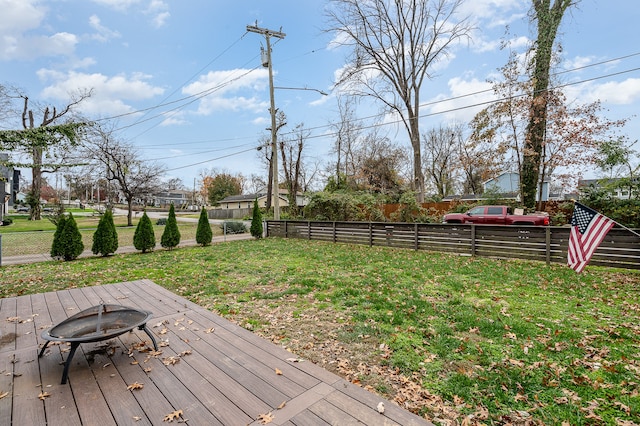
[39,303,158,384]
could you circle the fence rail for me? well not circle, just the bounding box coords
[266,221,640,270]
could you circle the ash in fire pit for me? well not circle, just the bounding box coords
[39,303,157,384]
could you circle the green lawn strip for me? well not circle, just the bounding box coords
[0,238,638,424]
[0,220,221,256]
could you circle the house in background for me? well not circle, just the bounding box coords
[579,178,639,200]
[483,172,550,202]
[217,189,306,210]
[152,190,192,208]
[0,153,19,221]
[211,189,307,219]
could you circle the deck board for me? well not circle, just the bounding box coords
[0,279,433,425]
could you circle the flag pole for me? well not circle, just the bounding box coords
[611,220,640,238]
[574,201,640,238]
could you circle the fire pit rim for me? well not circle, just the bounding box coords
[41,303,153,343]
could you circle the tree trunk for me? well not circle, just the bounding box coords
[521,0,572,208]
[127,197,133,227]
[30,145,43,220]
[410,114,425,203]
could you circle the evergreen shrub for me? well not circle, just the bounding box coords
[196,207,213,246]
[133,211,156,253]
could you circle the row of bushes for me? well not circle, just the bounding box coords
[50,205,217,261]
[283,191,640,228]
[50,199,266,262]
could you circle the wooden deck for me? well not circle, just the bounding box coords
[0,279,432,425]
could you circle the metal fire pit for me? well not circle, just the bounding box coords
[39,303,158,384]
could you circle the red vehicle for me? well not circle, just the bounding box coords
[443,205,549,226]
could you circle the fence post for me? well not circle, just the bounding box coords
[308,221,311,240]
[285,221,288,238]
[369,222,373,247]
[545,227,551,266]
[0,233,2,267]
[414,223,419,250]
[470,225,476,256]
[333,222,337,243]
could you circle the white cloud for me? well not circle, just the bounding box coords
[36,69,165,116]
[568,78,640,106]
[0,0,78,60]
[151,11,170,28]
[0,0,45,33]
[425,76,496,123]
[88,15,121,42]
[459,0,526,23]
[160,111,188,126]
[91,0,142,11]
[0,32,78,61]
[92,0,170,27]
[144,0,170,28]
[182,69,270,115]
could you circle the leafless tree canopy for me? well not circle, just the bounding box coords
[326,0,473,202]
[83,125,166,226]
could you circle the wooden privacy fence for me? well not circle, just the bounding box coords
[266,221,640,270]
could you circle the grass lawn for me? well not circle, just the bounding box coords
[0,238,638,424]
[0,215,223,256]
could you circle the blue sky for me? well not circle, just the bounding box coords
[1,0,639,191]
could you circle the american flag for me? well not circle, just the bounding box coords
[567,202,615,273]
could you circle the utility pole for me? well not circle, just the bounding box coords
[246,24,285,220]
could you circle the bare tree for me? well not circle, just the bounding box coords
[84,126,166,226]
[0,91,90,219]
[329,96,361,185]
[326,0,472,202]
[422,125,462,199]
[279,123,310,215]
[352,128,407,196]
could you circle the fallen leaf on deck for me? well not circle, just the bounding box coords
[0,391,8,399]
[38,391,51,400]
[275,368,282,375]
[163,357,180,366]
[277,401,286,409]
[257,412,274,424]
[205,327,215,333]
[133,416,142,421]
[286,357,304,363]
[178,350,191,357]
[377,401,385,414]
[163,409,184,422]
[127,382,144,391]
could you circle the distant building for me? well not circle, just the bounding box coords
[152,190,192,208]
[578,178,639,200]
[217,189,306,210]
[0,153,18,220]
[483,172,550,202]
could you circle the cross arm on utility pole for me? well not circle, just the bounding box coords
[246,24,286,40]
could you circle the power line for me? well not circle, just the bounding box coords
[107,53,640,172]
